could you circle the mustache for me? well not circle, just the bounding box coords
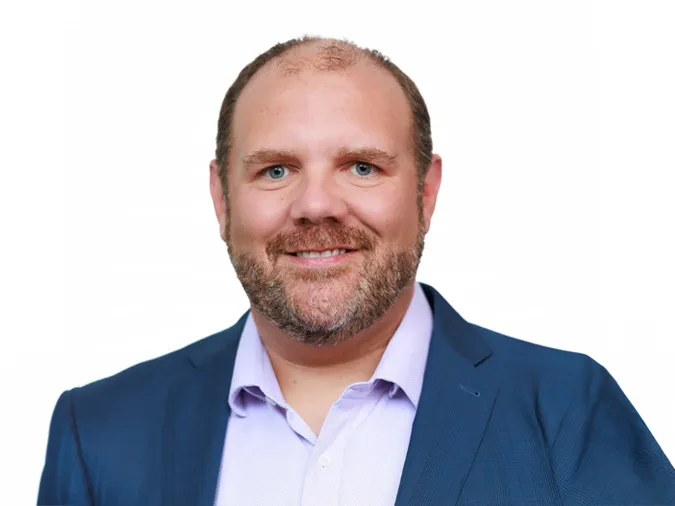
[266,223,375,257]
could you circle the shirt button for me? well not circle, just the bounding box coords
[318,453,331,469]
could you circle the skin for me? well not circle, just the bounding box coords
[209,43,442,434]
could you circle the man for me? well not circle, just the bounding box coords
[39,36,675,505]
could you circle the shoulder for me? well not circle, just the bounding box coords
[472,321,610,402]
[423,282,602,386]
[473,322,598,379]
[62,313,246,416]
[467,323,611,445]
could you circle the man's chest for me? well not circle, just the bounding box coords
[214,390,416,506]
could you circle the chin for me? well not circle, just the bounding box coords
[288,276,354,307]
[286,273,355,296]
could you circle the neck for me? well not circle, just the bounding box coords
[250,283,416,383]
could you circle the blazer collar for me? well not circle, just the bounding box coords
[162,283,498,506]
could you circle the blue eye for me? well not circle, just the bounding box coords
[264,165,287,180]
[351,162,375,176]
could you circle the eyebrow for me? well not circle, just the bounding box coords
[242,149,298,167]
[336,147,398,165]
[241,146,398,167]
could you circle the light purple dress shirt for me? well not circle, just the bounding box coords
[213,282,434,506]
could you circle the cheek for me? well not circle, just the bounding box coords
[229,190,288,248]
[348,186,418,242]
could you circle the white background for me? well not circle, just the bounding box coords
[1,0,673,502]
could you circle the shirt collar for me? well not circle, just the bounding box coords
[228,281,434,416]
[227,310,285,417]
[369,281,434,408]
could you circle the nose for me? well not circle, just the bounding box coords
[289,169,349,225]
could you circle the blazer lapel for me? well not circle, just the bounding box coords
[161,314,246,506]
[395,284,500,506]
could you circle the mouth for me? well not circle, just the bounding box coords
[291,248,354,258]
[283,247,358,266]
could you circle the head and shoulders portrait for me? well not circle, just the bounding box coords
[28,4,675,505]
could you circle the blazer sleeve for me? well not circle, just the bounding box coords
[550,356,675,505]
[37,389,94,506]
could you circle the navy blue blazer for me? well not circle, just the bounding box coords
[38,284,675,505]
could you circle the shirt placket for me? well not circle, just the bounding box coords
[299,382,385,506]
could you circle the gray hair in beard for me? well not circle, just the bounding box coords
[227,215,426,347]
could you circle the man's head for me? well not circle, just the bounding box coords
[209,36,442,346]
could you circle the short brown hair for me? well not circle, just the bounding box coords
[215,36,433,198]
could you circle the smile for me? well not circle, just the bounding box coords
[284,248,357,267]
[294,249,348,258]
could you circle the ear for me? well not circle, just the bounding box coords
[422,154,442,233]
[209,159,228,241]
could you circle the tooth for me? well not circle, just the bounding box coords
[296,250,350,258]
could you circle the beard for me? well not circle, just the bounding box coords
[226,212,426,347]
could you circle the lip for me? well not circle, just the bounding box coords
[284,249,357,267]
[286,246,355,254]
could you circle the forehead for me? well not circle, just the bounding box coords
[231,51,413,160]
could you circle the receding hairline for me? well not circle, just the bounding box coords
[229,38,387,138]
[250,37,384,80]
[230,37,414,154]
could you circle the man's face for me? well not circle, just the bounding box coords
[211,54,441,346]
